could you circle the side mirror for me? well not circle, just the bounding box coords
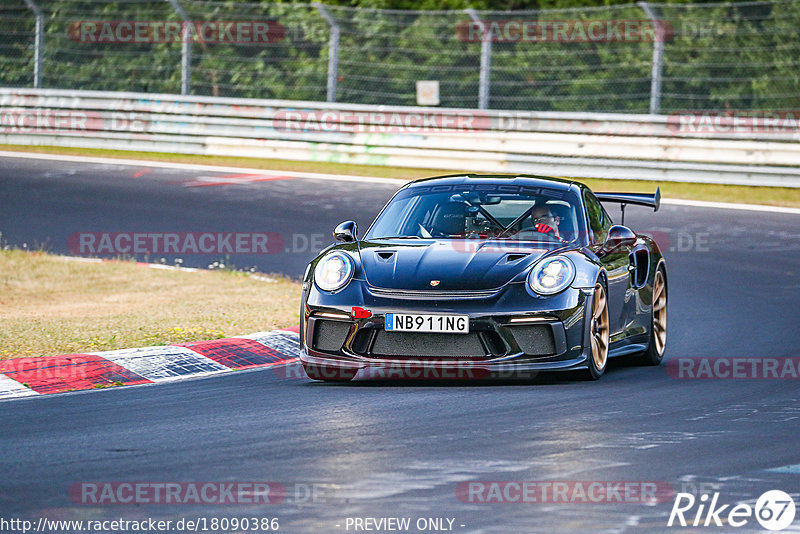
[333,221,357,243]
[604,225,637,250]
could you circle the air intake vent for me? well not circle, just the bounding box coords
[509,324,556,356]
[352,329,372,355]
[375,251,396,262]
[481,331,508,357]
[370,331,486,359]
[505,253,529,263]
[311,319,351,353]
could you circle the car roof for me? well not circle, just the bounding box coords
[405,173,583,192]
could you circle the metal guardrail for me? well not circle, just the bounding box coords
[1,88,799,187]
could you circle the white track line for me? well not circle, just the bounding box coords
[0,150,409,185]
[661,198,800,215]
[2,150,799,215]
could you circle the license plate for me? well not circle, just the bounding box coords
[385,313,469,334]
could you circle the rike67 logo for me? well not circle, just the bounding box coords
[668,490,796,530]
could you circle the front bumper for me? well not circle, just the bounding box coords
[299,282,592,374]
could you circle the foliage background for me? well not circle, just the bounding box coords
[2,0,799,112]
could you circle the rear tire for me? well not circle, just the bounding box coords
[585,281,610,380]
[638,267,667,366]
[302,363,357,382]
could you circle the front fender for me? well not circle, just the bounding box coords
[563,249,604,289]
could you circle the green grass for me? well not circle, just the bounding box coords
[0,249,301,359]
[3,144,800,208]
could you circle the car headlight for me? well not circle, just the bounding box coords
[528,256,575,295]
[314,251,354,292]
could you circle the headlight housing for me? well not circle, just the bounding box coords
[314,251,354,292]
[528,256,575,295]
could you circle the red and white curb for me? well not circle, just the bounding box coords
[0,328,301,400]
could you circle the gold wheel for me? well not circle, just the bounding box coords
[591,282,610,371]
[652,269,667,356]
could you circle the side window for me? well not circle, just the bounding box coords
[583,190,604,243]
[599,204,614,238]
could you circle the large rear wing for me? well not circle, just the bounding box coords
[595,187,660,225]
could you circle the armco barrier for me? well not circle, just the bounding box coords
[1,88,799,187]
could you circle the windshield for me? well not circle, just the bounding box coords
[365,183,584,244]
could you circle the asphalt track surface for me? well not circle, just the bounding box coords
[1,155,800,533]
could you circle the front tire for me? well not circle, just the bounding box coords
[585,281,610,380]
[638,267,667,366]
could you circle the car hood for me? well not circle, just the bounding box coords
[357,239,555,291]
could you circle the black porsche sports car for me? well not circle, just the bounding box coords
[299,174,667,381]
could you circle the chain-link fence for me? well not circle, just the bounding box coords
[2,0,799,113]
